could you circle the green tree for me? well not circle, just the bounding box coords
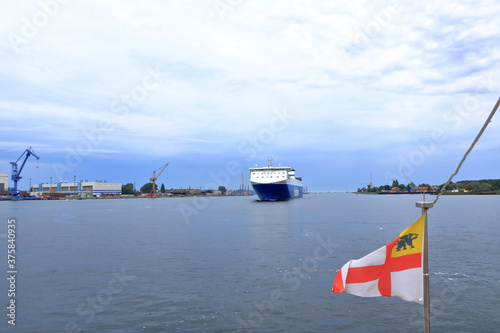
[391,179,399,187]
[444,182,454,191]
[140,183,153,193]
[479,183,493,192]
[122,183,134,194]
[160,183,166,193]
[218,186,227,195]
[465,183,475,191]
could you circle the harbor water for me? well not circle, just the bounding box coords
[1,193,499,332]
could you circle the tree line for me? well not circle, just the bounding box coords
[120,183,228,195]
[448,179,500,193]
[358,179,500,194]
[120,183,169,194]
[359,179,433,193]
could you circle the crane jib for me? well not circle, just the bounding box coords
[10,147,40,195]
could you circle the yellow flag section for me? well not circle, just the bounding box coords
[391,214,424,258]
[333,214,426,304]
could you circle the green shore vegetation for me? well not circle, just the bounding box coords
[358,179,500,194]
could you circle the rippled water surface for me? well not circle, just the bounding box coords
[1,193,499,332]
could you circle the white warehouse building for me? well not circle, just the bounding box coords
[0,173,8,192]
[32,180,122,197]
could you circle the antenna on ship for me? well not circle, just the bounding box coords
[268,157,273,167]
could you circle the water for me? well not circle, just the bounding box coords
[1,193,499,332]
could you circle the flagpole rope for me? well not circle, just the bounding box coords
[432,97,500,206]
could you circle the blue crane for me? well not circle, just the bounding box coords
[10,147,40,195]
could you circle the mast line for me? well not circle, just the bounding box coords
[417,96,499,332]
[432,97,500,205]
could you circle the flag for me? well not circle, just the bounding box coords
[332,214,425,304]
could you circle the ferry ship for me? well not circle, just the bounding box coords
[249,158,303,201]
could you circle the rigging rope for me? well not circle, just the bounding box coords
[432,96,500,206]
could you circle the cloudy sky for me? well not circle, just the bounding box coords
[1,0,499,192]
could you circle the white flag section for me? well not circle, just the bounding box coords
[333,215,425,304]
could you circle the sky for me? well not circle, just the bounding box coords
[1,0,499,192]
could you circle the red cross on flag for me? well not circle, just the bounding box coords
[332,214,426,304]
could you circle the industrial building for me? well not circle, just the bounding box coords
[31,180,122,197]
[0,173,8,193]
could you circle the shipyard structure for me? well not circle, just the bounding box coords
[31,180,121,198]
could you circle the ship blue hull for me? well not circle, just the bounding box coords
[251,183,303,201]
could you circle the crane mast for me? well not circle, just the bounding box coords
[10,147,40,195]
[401,170,416,191]
[149,163,169,196]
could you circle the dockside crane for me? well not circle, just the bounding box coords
[401,170,416,191]
[10,147,40,195]
[150,163,169,196]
